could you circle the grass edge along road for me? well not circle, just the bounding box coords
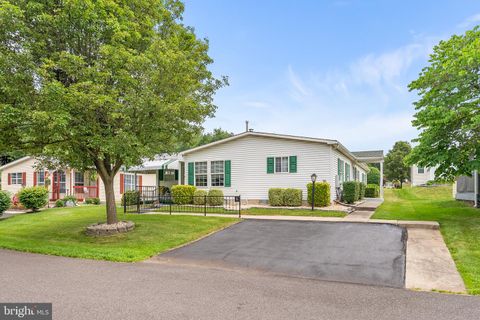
[0,205,238,262]
[373,186,480,295]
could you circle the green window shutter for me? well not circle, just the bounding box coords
[174,169,179,181]
[337,159,341,175]
[345,164,350,181]
[289,156,297,173]
[267,157,274,174]
[224,160,231,187]
[159,169,164,181]
[188,162,194,185]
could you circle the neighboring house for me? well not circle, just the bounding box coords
[0,156,155,202]
[410,165,437,186]
[178,131,377,204]
[128,154,180,192]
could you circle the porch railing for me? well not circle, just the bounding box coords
[73,186,98,201]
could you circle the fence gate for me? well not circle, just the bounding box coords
[123,186,241,217]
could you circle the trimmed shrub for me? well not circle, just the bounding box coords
[365,184,380,198]
[18,186,49,211]
[121,190,140,206]
[55,199,65,207]
[207,189,224,206]
[367,167,380,185]
[307,182,330,207]
[0,191,11,215]
[342,181,359,204]
[62,195,77,206]
[283,188,302,207]
[193,189,208,205]
[171,185,197,204]
[86,197,100,205]
[359,182,366,200]
[268,188,284,206]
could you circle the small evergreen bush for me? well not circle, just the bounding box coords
[307,182,330,207]
[171,185,197,204]
[193,189,208,205]
[62,195,77,206]
[359,182,366,200]
[207,189,224,206]
[122,190,140,206]
[365,184,380,197]
[18,186,49,211]
[283,188,302,207]
[0,191,11,215]
[85,197,100,205]
[342,181,359,204]
[55,199,65,207]
[268,188,284,206]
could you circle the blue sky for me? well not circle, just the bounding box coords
[183,1,480,152]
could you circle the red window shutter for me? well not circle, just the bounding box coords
[33,172,37,186]
[120,174,124,194]
[22,172,26,186]
[138,175,143,192]
[8,173,11,185]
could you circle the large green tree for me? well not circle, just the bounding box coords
[384,141,411,188]
[176,127,233,151]
[0,0,225,224]
[407,26,480,179]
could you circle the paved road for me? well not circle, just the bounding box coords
[1,250,479,320]
[161,220,407,287]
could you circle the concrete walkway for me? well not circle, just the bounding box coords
[406,229,466,293]
[344,198,384,221]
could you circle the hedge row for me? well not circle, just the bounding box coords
[307,182,330,207]
[365,184,380,198]
[268,188,302,207]
[171,185,224,206]
[342,181,366,204]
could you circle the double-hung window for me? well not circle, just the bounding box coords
[275,157,289,173]
[37,171,45,186]
[75,172,84,186]
[124,174,137,191]
[211,161,224,187]
[337,159,345,182]
[11,172,23,185]
[417,167,424,174]
[195,161,207,187]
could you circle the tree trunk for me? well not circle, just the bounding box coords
[102,175,118,224]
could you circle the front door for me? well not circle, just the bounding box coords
[51,170,66,200]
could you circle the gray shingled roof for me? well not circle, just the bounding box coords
[351,150,384,159]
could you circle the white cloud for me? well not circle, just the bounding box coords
[287,65,310,100]
[457,13,480,28]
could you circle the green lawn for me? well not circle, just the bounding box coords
[372,186,480,295]
[242,207,347,217]
[0,206,237,262]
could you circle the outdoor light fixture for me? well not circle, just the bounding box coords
[311,173,317,211]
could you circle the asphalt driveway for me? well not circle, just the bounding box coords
[160,220,407,288]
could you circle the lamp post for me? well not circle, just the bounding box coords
[311,173,317,211]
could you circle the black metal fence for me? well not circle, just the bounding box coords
[123,186,241,217]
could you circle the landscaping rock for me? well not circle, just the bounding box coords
[86,221,135,236]
[65,200,76,207]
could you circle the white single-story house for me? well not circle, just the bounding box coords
[411,165,437,186]
[0,156,155,202]
[178,131,379,204]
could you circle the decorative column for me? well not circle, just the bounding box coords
[380,161,384,198]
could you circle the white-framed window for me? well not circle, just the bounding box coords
[74,172,84,186]
[211,161,224,187]
[124,174,138,191]
[11,172,23,185]
[275,157,289,173]
[37,171,45,186]
[417,167,425,174]
[195,161,207,187]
